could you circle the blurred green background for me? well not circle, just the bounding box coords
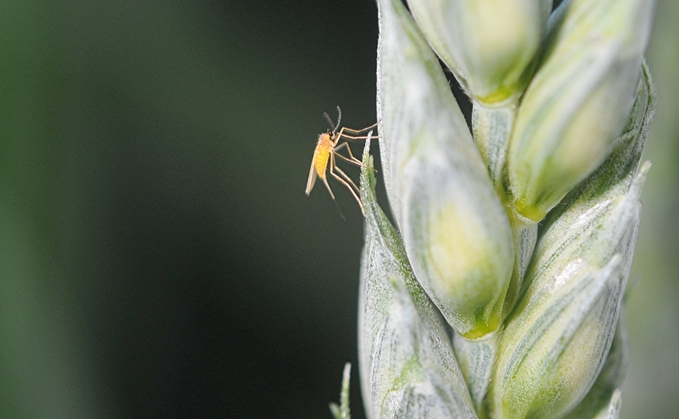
[0,1,677,418]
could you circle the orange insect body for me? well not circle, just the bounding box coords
[313,133,333,179]
[305,107,377,215]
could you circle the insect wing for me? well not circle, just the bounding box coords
[305,153,318,195]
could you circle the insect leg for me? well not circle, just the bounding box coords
[333,165,361,196]
[329,154,365,215]
[338,122,378,135]
[336,127,379,141]
[334,142,377,173]
[334,142,363,166]
[330,170,364,215]
[322,176,336,200]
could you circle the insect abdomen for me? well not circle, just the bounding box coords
[314,134,333,178]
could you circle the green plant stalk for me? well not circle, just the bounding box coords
[327,0,657,418]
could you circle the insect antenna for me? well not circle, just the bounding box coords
[323,111,335,131]
[334,106,342,133]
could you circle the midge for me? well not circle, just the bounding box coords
[305,106,377,215]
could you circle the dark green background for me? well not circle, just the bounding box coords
[1,1,677,418]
